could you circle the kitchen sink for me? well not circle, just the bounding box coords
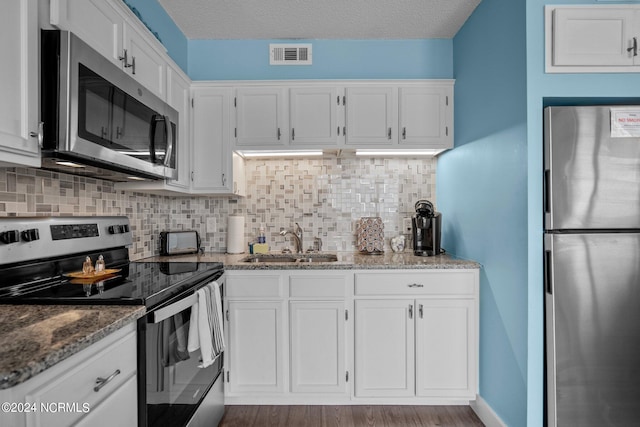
[241,254,338,263]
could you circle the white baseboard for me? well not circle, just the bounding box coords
[471,395,507,427]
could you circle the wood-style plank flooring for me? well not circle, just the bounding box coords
[219,405,485,427]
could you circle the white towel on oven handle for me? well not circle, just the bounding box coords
[187,281,225,368]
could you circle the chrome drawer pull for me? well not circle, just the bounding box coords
[407,283,424,288]
[94,369,121,392]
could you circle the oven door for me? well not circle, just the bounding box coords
[142,279,224,427]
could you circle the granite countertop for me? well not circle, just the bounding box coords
[139,251,480,270]
[0,305,145,389]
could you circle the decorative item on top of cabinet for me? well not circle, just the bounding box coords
[546,5,640,73]
[0,0,40,168]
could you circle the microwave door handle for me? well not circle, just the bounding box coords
[163,115,174,167]
[149,114,159,164]
[151,292,198,324]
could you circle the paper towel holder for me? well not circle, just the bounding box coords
[227,215,246,254]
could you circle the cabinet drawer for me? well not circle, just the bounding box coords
[26,329,136,427]
[226,274,284,298]
[354,271,476,296]
[289,275,346,298]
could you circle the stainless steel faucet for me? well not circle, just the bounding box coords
[280,222,304,253]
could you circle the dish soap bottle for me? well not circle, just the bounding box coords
[95,255,105,273]
[258,225,266,244]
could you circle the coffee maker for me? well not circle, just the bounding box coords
[412,200,442,256]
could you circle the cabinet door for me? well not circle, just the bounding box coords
[415,299,476,398]
[290,301,346,394]
[165,65,191,190]
[0,0,40,167]
[50,0,124,67]
[75,375,138,427]
[399,86,452,149]
[552,8,638,66]
[235,87,288,147]
[289,87,338,146]
[226,301,285,394]
[345,87,397,146]
[191,88,232,193]
[354,299,414,397]
[123,25,166,100]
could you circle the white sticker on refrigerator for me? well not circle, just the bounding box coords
[611,109,640,138]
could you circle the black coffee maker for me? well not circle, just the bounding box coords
[412,200,442,256]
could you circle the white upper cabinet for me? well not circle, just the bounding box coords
[398,86,452,149]
[235,87,288,147]
[344,87,397,146]
[289,87,339,146]
[0,0,40,168]
[546,6,640,72]
[191,87,233,193]
[51,0,167,99]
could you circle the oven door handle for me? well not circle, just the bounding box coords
[151,292,198,324]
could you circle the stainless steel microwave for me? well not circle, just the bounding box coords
[40,30,178,181]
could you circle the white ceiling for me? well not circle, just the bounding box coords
[158,0,482,40]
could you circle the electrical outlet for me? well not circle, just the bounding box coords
[206,217,217,233]
[402,217,412,233]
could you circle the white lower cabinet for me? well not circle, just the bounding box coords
[226,300,285,394]
[0,323,137,427]
[354,271,478,401]
[290,301,347,394]
[224,269,477,404]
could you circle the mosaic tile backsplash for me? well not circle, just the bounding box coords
[0,157,435,259]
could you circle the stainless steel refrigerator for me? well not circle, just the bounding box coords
[544,106,640,427]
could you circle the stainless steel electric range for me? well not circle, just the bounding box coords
[0,216,225,427]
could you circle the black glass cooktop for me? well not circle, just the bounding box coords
[0,261,224,309]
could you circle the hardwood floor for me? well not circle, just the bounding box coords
[219,405,485,427]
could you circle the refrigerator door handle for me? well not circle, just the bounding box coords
[544,249,553,295]
[544,169,551,214]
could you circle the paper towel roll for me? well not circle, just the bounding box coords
[227,215,245,254]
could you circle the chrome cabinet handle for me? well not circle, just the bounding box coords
[191,171,194,181]
[388,127,392,140]
[94,369,121,392]
[628,37,638,57]
[408,304,413,319]
[402,127,407,139]
[118,49,128,63]
[407,283,424,288]
[419,304,424,319]
[222,173,227,186]
[30,122,44,147]
[277,128,281,140]
[125,56,136,74]
[292,128,295,140]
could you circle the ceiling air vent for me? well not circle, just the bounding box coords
[269,44,312,65]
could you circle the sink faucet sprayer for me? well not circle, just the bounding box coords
[280,222,304,253]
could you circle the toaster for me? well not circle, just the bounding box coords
[159,230,201,255]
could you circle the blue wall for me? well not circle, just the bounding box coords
[188,39,452,80]
[437,0,528,426]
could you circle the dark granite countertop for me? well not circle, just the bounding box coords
[0,305,145,389]
[138,251,480,270]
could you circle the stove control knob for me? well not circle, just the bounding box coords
[0,230,20,244]
[21,228,40,242]
[108,225,121,234]
[122,224,130,233]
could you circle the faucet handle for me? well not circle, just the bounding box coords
[313,237,323,252]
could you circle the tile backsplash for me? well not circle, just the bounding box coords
[0,156,435,259]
